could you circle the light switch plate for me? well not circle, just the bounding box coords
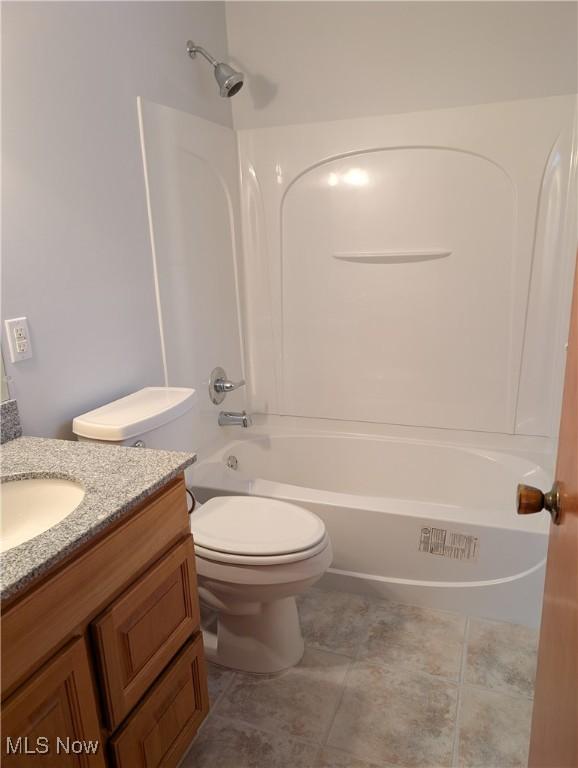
[5,317,32,362]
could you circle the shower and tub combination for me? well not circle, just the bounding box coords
[193,421,551,628]
[141,60,577,633]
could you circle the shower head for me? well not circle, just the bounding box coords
[214,62,244,98]
[187,40,244,98]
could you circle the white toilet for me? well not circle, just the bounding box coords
[73,387,332,673]
[192,495,332,673]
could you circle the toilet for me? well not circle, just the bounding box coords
[192,495,332,673]
[72,387,332,673]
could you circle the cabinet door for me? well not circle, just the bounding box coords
[110,634,209,768]
[1,637,105,767]
[92,536,199,728]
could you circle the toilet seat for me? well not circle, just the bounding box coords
[194,531,330,566]
[191,496,327,561]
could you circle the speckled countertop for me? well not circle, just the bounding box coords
[0,436,196,601]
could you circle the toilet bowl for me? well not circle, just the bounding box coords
[190,495,333,673]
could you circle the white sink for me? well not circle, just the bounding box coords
[0,478,85,553]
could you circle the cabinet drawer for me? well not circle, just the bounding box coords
[1,637,105,766]
[110,634,209,768]
[92,537,199,728]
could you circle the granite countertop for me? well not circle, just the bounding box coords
[0,436,196,601]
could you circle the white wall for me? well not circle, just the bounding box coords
[2,1,232,438]
[226,1,578,129]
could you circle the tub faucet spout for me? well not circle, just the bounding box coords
[218,410,252,428]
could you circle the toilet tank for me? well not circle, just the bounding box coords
[72,387,197,455]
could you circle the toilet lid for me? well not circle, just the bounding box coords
[191,496,326,557]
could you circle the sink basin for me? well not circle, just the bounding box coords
[1,478,85,553]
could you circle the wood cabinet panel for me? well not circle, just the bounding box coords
[1,477,189,696]
[110,634,209,768]
[93,537,199,728]
[1,638,105,767]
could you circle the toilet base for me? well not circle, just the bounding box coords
[202,596,305,673]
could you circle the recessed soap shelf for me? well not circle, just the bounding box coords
[332,249,452,264]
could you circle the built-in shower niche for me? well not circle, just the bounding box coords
[281,147,515,432]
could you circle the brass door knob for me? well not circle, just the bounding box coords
[517,482,561,525]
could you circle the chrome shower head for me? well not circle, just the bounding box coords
[187,40,244,98]
[214,62,244,98]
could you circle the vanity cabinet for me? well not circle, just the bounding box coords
[1,475,209,767]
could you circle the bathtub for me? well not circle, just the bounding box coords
[192,422,551,627]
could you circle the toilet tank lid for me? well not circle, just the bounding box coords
[72,387,195,441]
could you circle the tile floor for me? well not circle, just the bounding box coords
[182,588,538,768]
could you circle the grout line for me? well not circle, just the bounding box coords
[352,655,462,687]
[181,671,239,766]
[201,715,323,752]
[341,622,532,698]
[307,642,359,661]
[460,616,471,685]
[319,656,354,748]
[304,645,360,664]
[208,669,238,716]
[339,665,535,705]
[459,682,535,702]
[351,622,368,663]
[451,617,470,767]
[315,586,541,634]
[304,593,371,749]
[452,685,464,768]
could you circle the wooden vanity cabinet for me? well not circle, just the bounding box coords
[1,475,209,767]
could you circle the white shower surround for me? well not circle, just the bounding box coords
[238,94,577,438]
[140,96,576,629]
[192,418,551,628]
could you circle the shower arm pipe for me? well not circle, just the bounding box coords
[187,42,218,68]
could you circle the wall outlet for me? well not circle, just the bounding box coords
[5,317,33,362]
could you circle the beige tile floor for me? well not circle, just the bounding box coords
[182,588,538,768]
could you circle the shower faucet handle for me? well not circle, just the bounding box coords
[209,366,246,404]
[215,377,245,393]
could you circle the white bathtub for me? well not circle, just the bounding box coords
[192,423,551,627]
